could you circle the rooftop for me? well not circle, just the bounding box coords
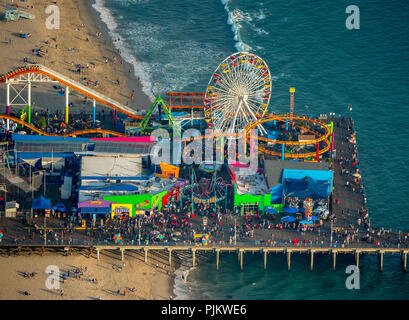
[264,159,330,188]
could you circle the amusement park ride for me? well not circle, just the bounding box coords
[0,53,335,160]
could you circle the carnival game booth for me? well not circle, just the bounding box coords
[77,200,116,220]
[229,163,271,215]
[104,190,170,218]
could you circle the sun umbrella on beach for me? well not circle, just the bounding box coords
[299,220,313,225]
[0,230,3,239]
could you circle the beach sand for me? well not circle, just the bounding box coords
[0,0,152,112]
[0,0,174,300]
[0,249,175,300]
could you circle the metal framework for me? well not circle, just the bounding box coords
[204,52,271,134]
[0,64,143,130]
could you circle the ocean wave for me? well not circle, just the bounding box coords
[221,0,252,52]
[92,0,155,100]
[221,1,270,52]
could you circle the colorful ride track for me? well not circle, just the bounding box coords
[0,65,143,120]
[245,114,331,158]
[0,114,125,137]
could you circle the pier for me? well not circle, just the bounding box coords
[0,244,407,272]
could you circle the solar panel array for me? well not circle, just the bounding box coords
[15,140,152,155]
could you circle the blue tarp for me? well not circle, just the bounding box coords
[284,177,330,199]
[281,216,296,223]
[282,169,333,197]
[270,184,282,204]
[265,207,278,214]
[32,196,51,210]
[284,207,298,214]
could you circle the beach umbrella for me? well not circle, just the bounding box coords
[202,234,209,246]
[56,203,66,212]
[0,230,3,239]
[293,238,299,245]
[281,216,296,223]
[265,207,278,214]
[113,233,122,244]
[284,207,298,214]
[151,231,164,240]
[309,215,319,221]
[299,220,313,225]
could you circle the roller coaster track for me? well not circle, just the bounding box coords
[0,114,125,137]
[0,65,143,120]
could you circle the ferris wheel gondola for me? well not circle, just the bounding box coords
[204,52,272,134]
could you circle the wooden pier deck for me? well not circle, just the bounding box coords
[0,244,407,272]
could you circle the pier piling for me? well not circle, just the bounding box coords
[240,250,244,271]
[192,249,196,267]
[403,251,407,272]
[310,250,314,271]
[263,250,267,270]
[144,248,148,263]
[332,251,337,271]
[287,250,291,271]
[355,251,360,269]
[120,249,124,262]
[379,251,384,272]
[216,249,220,271]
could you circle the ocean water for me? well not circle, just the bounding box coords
[92,0,409,299]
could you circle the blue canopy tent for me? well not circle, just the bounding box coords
[284,176,330,199]
[32,196,51,210]
[55,203,66,212]
[283,207,298,214]
[265,207,278,214]
[309,215,319,221]
[281,216,296,223]
[299,220,314,225]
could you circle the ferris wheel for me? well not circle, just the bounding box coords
[204,52,271,134]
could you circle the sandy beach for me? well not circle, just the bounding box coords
[0,0,152,112]
[0,249,175,300]
[0,0,174,300]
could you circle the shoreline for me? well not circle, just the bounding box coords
[0,0,151,113]
[84,0,154,108]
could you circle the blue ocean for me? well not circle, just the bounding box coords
[92,0,409,299]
